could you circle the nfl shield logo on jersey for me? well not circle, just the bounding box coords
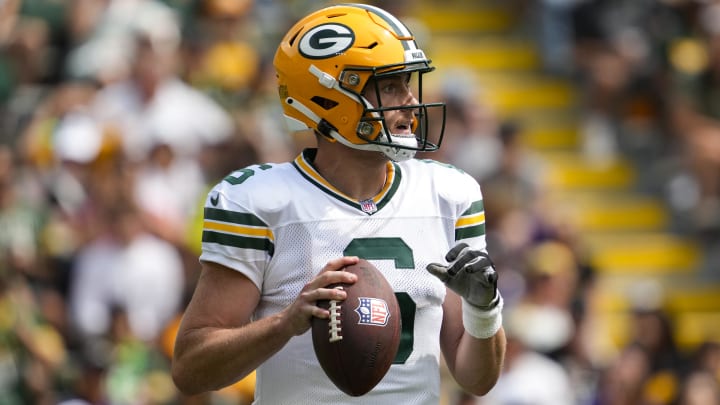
[355,297,390,326]
[359,199,378,214]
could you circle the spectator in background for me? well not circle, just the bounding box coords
[628,309,683,405]
[534,0,590,76]
[132,140,206,247]
[689,341,720,382]
[57,340,111,405]
[463,305,576,405]
[481,121,544,214]
[508,241,579,356]
[0,261,69,405]
[0,145,44,281]
[2,1,252,404]
[0,0,57,145]
[17,79,100,178]
[429,70,502,183]
[593,343,653,405]
[666,1,720,235]
[78,1,235,247]
[87,2,234,163]
[676,370,720,405]
[480,121,549,306]
[68,195,184,343]
[593,280,684,405]
[186,0,260,105]
[676,342,720,405]
[0,0,20,45]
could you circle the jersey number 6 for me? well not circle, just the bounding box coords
[344,237,416,364]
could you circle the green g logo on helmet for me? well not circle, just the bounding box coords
[299,23,355,59]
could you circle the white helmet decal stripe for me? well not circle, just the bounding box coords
[352,4,412,37]
[350,4,417,52]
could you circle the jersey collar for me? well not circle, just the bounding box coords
[292,148,402,215]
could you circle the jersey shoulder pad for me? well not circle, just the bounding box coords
[406,158,480,193]
[205,162,297,212]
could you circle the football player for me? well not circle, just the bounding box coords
[171,3,506,403]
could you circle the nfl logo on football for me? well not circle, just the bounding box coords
[355,297,390,326]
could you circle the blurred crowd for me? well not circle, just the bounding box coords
[446,0,720,404]
[0,0,718,404]
[531,0,720,242]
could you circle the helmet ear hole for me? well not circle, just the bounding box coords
[311,96,339,110]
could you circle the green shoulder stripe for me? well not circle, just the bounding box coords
[203,208,274,254]
[455,200,486,240]
[202,231,275,256]
[455,223,486,240]
[204,207,267,226]
[461,200,484,216]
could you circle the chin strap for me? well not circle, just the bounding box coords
[284,96,416,161]
[378,135,417,161]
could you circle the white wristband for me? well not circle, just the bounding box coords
[462,295,504,339]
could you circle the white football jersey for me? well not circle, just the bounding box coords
[200,149,488,405]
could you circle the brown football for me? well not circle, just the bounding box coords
[311,259,401,396]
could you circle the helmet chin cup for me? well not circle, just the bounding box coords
[377,134,418,162]
[357,117,418,161]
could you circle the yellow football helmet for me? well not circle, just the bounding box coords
[273,3,446,161]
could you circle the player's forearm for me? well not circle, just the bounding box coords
[171,312,292,395]
[454,326,506,396]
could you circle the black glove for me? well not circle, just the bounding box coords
[426,243,500,310]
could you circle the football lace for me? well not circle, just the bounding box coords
[328,286,344,342]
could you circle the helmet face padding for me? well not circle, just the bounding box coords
[273,3,446,161]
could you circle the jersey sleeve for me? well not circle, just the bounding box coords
[429,160,488,251]
[453,181,487,250]
[198,168,276,290]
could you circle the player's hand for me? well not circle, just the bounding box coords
[426,243,499,310]
[283,257,359,336]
